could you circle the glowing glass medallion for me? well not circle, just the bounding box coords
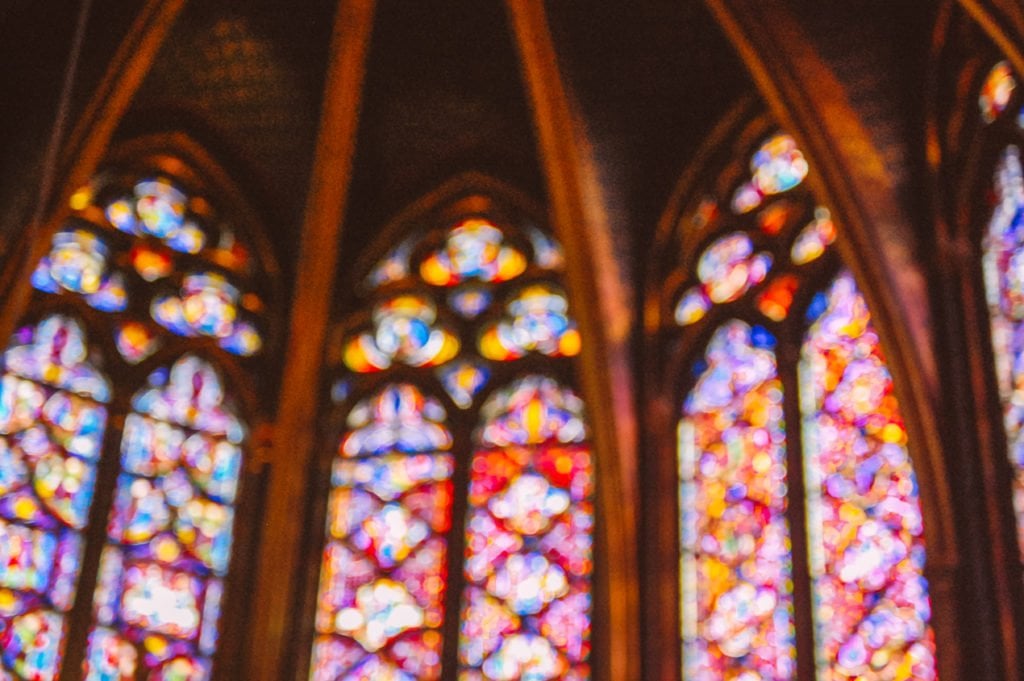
[528,228,565,270]
[479,285,581,361]
[366,239,415,290]
[752,134,809,194]
[151,273,262,356]
[131,245,174,282]
[86,274,129,314]
[732,134,809,214]
[420,219,526,286]
[675,287,712,327]
[153,273,238,338]
[134,180,187,239]
[732,184,764,215]
[166,224,206,256]
[791,208,837,266]
[448,287,493,319]
[219,322,262,357]
[46,230,108,295]
[758,201,794,235]
[696,233,773,304]
[106,179,210,256]
[756,275,800,322]
[343,296,459,373]
[32,230,128,314]
[106,198,138,234]
[980,61,1017,124]
[438,361,490,409]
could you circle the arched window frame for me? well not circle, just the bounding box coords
[295,174,600,681]
[643,99,946,680]
[0,132,283,681]
[928,2,1024,675]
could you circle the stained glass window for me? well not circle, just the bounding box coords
[311,194,593,680]
[653,118,939,680]
[459,376,592,679]
[978,59,1024,565]
[1,159,272,679]
[800,273,936,679]
[0,315,110,681]
[311,384,453,679]
[680,321,794,679]
[84,356,245,680]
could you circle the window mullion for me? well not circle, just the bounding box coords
[60,406,129,681]
[778,339,817,681]
[439,426,473,681]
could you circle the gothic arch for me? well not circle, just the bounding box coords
[295,170,609,680]
[928,2,1024,677]
[697,7,962,680]
[644,91,958,677]
[0,116,284,679]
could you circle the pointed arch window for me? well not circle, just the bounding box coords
[0,315,110,679]
[648,113,938,679]
[309,186,593,680]
[976,59,1024,563]
[0,146,276,680]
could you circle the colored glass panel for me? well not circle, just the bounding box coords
[438,360,490,409]
[448,287,493,319]
[751,135,809,194]
[528,228,565,270]
[458,376,593,679]
[0,315,110,681]
[420,219,526,286]
[980,61,1017,124]
[732,184,764,215]
[675,287,711,327]
[32,230,128,314]
[151,273,262,357]
[479,285,581,361]
[757,275,800,322]
[758,201,795,236]
[106,179,207,254]
[365,239,415,290]
[800,272,937,680]
[680,321,795,680]
[84,357,245,681]
[86,274,129,314]
[732,134,809,214]
[982,145,1024,558]
[696,233,773,304]
[311,384,454,681]
[115,323,161,366]
[36,230,109,296]
[131,245,174,283]
[791,208,837,266]
[343,296,459,373]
